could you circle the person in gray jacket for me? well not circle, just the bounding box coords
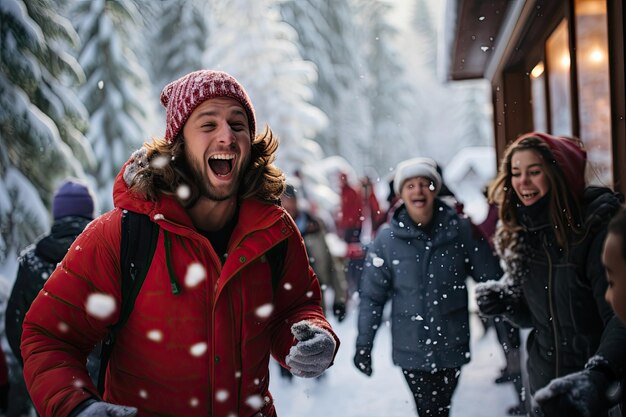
[353,157,502,417]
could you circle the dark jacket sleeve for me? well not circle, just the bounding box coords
[356,233,391,349]
[587,227,626,377]
[504,294,534,328]
[463,218,503,283]
[6,255,42,364]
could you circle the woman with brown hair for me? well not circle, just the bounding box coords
[475,132,626,416]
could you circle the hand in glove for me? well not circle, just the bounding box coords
[353,346,372,377]
[76,402,138,417]
[534,369,613,417]
[475,280,516,316]
[285,321,336,378]
[333,302,346,322]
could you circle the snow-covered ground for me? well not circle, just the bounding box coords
[270,302,521,417]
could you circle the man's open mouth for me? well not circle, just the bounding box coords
[208,154,234,177]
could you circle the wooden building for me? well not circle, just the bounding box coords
[443,0,625,193]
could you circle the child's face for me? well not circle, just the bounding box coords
[603,232,626,325]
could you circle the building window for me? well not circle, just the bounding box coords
[546,19,573,138]
[530,61,547,133]
[575,0,612,187]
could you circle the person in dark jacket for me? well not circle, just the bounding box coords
[599,206,626,415]
[475,132,626,417]
[354,157,503,417]
[476,187,526,415]
[0,347,8,413]
[6,178,96,365]
[5,178,96,417]
[281,182,348,322]
[277,182,348,381]
[604,206,626,326]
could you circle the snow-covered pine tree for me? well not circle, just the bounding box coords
[0,0,94,267]
[409,0,492,165]
[206,0,327,163]
[71,0,152,210]
[279,0,369,164]
[148,0,209,97]
[354,0,415,175]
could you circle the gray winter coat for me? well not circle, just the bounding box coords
[356,200,502,371]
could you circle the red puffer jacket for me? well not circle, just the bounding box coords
[21,162,338,417]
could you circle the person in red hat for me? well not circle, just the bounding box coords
[20,70,339,417]
[475,132,626,416]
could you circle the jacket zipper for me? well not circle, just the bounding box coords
[544,236,560,378]
[209,216,288,415]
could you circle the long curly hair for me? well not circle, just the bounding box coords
[489,135,583,249]
[129,126,285,207]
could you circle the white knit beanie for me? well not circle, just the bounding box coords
[393,157,442,195]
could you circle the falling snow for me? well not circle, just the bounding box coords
[190,342,207,357]
[270,308,522,416]
[185,263,206,288]
[255,303,274,318]
[85,293,116,319]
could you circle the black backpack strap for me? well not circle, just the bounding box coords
[267,238,288,293]
[98,210,159,394]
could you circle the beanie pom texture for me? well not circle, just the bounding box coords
[52,179,95,220]
[160,70,256,143]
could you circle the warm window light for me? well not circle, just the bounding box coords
[589,48,605,63]
[560,54,571,69]
[531,62,545,78]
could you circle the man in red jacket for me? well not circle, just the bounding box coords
[21,70,339,417]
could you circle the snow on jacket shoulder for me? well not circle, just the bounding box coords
[21,157,338,417]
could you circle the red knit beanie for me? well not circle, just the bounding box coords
[160,70,256,143]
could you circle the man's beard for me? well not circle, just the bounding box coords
[185,150,248,202]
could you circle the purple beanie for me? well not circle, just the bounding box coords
[52,179,95,220]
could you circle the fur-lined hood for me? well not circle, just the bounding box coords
[113,147,195,228]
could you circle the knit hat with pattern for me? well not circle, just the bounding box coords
[160,70,256,143]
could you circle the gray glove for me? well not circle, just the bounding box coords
[534,367,615,417]
[77,402,138,417]
[285,320,336,378]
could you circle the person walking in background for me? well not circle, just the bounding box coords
[475,132,626,416]
[20,70,339,417]
[5,178,96,417]
[354,157,502,417]
[278,181,348,382]
[6,179,96,365]
[281,182,348,322]
[476,185,526,416]
[336,172,384,297]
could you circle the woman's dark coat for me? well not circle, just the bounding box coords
[501,187,626,394]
